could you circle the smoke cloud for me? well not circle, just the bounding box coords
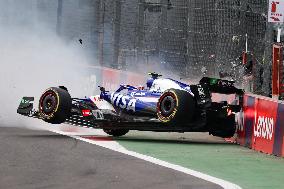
[0,1,95,128]
[0,1,196,130]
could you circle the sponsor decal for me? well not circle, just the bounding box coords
[131,91,146,96]
[82,109,92,117]
[92,110,104,119]
[254,116,274,140]
[21,99,31,104]
[110,93,136,112]
[197,85,205,96]
[90,95,115,111]
[93,96,103,102]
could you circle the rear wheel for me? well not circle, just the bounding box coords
[209,115,236,138]
[157,89,195,124]
[103,129,129,137]
[39,87,72,124]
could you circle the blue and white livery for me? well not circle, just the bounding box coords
[17,73,244,138]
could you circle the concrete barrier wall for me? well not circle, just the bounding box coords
[236,94,284,157]
[84,66,146,94]
[100,67,145,91]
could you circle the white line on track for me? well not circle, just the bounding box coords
[49,129,242,189]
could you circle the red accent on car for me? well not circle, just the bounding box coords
[82,109,91,117]
[227,108,232,116]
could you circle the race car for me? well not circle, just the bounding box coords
[17,73,243,137]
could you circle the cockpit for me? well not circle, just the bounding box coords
[148,78,183,93]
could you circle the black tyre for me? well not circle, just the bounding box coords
[209,115,236,138]
[157,89,195,124]
[39,87,72,124]
[103,129,129,137]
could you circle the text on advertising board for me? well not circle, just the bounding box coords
[254,116,274,140]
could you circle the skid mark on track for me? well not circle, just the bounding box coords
[49,129,241,189]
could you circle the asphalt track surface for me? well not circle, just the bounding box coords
[0,127,222,189]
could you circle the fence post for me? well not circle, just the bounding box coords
[272,44,283,99]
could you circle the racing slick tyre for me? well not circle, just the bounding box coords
[209,115,236,138]
[103,129,129,137]
[39,87,72,124]
[157,89,195,125]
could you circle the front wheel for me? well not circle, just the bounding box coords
[39,87,72,124]
[103,129,129,137]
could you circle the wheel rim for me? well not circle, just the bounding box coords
[40,91,58,115]
[159,92,177,117]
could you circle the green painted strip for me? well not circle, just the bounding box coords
[116,132,284,189]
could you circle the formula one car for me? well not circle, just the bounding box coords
[17,73,243,137]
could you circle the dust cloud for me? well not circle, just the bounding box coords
[0,1,195,129]
[0,1,95,128]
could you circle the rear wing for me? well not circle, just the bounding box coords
[199,77,243,95]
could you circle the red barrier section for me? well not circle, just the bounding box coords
[100,67,146,89]
[252,98,278,154]
[101,68,121,91]
[235,94,284,157]
[125,72,145,86]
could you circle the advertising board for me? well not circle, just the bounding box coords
[251,98,278,154]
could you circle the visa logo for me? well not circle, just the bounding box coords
[110,93,136,112]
